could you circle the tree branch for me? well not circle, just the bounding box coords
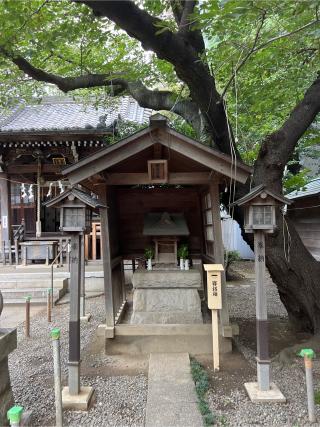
[221,17,319,98]
[254,75,320,191]
[221,11,266,98]
[179,1,197,32]
[0,46,202,132]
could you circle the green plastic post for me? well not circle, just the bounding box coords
[47,288,52,294]
[25,295,31,302]
[298,348,315,359]
[51,328,60,340]
[7,406,23,424]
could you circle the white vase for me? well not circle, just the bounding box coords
[147,258,152,271]
[180,258,184,270]
[184,259,189,270]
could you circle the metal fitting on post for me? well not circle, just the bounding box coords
[7,406,23,427]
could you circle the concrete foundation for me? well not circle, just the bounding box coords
[0,328,17,426]
[131,269,202,324]
[244,382,286,403]
[62,386,95,411]
[103,324,232,356]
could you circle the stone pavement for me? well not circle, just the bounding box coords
[145,352,202,427]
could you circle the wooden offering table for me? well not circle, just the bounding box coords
[20,240,58,265]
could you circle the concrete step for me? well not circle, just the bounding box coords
[145,353,202,427]
[1,285,67,304]
[103,324,232,356]
[0,278,68,289]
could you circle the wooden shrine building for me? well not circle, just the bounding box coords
[0,96,151,260]
[61,113,252,346]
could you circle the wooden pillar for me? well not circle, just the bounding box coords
[80,233,86,318]
[209,181,230,330]
[36,159,42,238]
[0,173,11,244]
[68,233,81,395]
[254,230,270,391]
[98,185,114,329]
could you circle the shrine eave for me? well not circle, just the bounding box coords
[0,128,113,143]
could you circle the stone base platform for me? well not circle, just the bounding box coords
[131,269,202,324]
[100,324,232,356]
[244,382,286,403]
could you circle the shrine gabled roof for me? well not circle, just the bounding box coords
[0,96,152,135]
[44,187,106,209]
[230,184,292,206]
[62,114,252,185]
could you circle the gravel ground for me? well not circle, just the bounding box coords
[207,261,320,426]
[8,295,147,426]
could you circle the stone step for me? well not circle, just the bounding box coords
[0,278,68,289]
[103,324,232,356]
[1,286,66,304]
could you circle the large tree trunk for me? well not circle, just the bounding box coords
[232,200,320,333]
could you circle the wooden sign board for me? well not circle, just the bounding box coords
[204,264,224,310]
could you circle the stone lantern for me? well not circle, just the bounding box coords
[231,185,291,403]
[44,187,105,410]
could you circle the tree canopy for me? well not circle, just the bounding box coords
[0,0,318,192]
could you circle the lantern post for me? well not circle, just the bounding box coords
[231,185,291,403]
[43,187,105,410]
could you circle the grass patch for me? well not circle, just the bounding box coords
[190,358,217,426]
[315,390,320,405]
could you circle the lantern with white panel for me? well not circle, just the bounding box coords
[44,187,105,410]
[231,185,291,403]
[204,264,224,372]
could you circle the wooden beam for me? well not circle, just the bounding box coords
[7,164,61,174]
[209,181,230,329]
[66,136,154,185]
[105,172,216,185]
[98,184,115,328]
[163,129,250,184]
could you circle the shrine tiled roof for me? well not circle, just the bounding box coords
[286,177,320,200]
[0,96,152,133]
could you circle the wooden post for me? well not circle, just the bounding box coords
[99,185,115,330]
[92,223,97,261]
[211,309,220,371]
[84,235,89,260]
[204,264,223,371]
[25,296,31,337]
[80,233,86,318]
[59,238,63,266]
[0,172,11,246]
[47,289,52,323]
[254,230,270,391]
[68,233,81,395]
[66,238,70,270]
[45,246,49,266]
[22,245,27,266]
[14,239,19,266]
[8,239,12,265]
[36,159,42,238]
[209,181,230,331]
[2,241,6,266]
